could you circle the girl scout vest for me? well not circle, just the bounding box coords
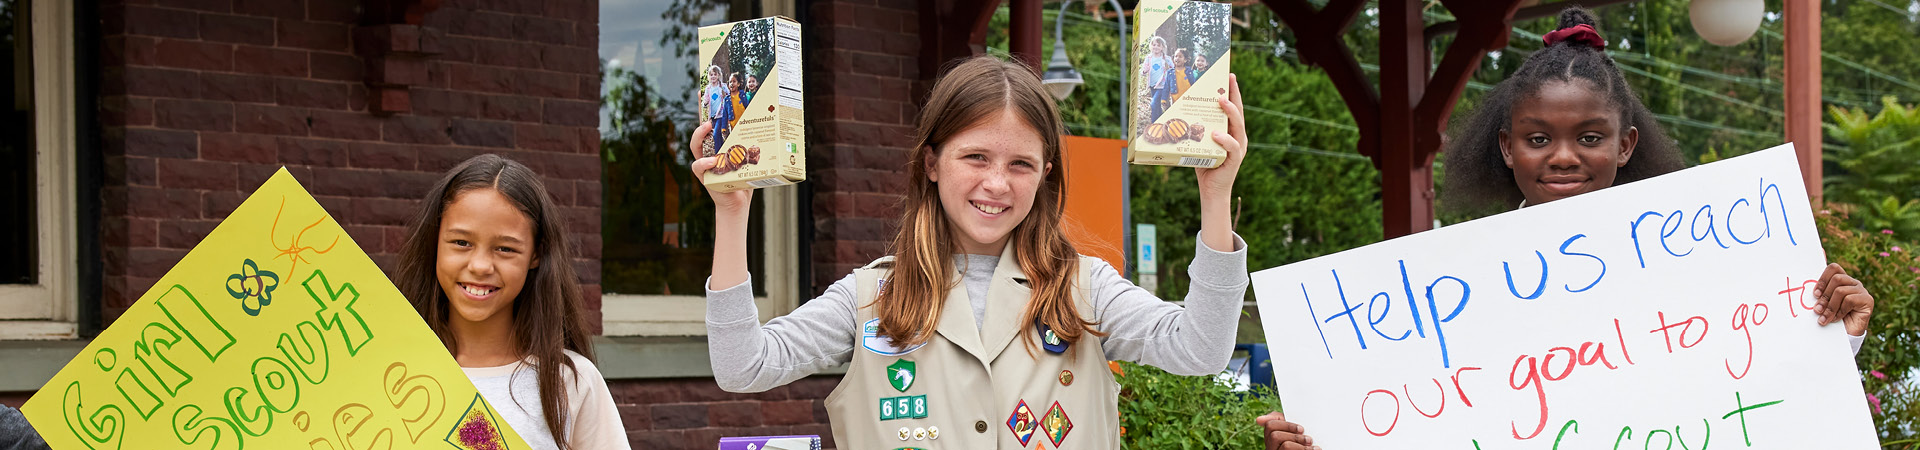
[826,249,1120,449]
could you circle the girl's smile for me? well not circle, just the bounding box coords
[436,188,539,326]
[928,110,1050,255]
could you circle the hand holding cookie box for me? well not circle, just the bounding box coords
[697,16,806,192]
[1128,0,1232,168]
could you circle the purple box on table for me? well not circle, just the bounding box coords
[717,435,821,450]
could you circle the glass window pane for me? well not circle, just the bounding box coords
[1,0,36,284]
[600,0,766,296]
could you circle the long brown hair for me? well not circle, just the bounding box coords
[874,55,1103,354]
[396,154,594,449]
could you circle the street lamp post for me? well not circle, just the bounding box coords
[1039,0,1134,277]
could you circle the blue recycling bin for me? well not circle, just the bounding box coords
[1233,343,1274,391]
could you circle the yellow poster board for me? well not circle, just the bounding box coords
[23,169,530,450]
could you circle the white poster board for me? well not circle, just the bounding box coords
[1252,145,1878,449]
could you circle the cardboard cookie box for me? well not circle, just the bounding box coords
[1127,0,1232,168]
[698,16,806,192]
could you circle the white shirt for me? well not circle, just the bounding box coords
[462,349,630,450]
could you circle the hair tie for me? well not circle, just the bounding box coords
[1543,24,1606,49]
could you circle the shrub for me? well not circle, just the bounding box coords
[1817,206,1920,447]
[1114,361,1282,449]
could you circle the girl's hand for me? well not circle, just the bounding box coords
[1197,73,1246,201]
[1194,74,1245,252]
[1257,412,1322,450]
[1813,263,1875,336]
[689,121,753,214]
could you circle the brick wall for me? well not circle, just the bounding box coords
[612,376,838,448]
[804,0,922,295]
[95,0,604,331]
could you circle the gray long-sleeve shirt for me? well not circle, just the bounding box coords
[706,233,1249,393]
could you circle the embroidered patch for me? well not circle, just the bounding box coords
[445,393,511,450]
[1038,323,1068,354]
[927,426,940,440]
[898,427,911,441]
[887,359,916,392]
[1058,369,1074,386]
[1006,400,1036,446]
[1040,401,1073,447]
[863,318,927,356]
[913,427,928,441]
[880,395,928,420]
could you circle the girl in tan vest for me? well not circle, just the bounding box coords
[688,55,1252,449]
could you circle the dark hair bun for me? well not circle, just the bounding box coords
[1557,7,1599,31]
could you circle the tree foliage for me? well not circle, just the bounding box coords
[1828,98,1920,236]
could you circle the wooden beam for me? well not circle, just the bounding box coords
[1261,0,1378,157]
[1425,0,1637,39]
[919,0,1003,86]
[1378,0,1430,237]
[1010,0,1043,73]
[1416,0,1524,152]
[1785,0,1822,202]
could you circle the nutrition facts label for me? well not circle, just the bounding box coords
[776,20,804,110]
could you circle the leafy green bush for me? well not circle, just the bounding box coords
[1826,98,1920,237]
[1817,206,1920,447]
[1114,361,1282,449]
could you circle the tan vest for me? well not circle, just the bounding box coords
[825,246,1120,450]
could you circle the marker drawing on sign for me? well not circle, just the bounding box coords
[272,197,342,278]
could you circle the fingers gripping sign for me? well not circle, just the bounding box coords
[1258,411,1322,450]
[1811,263,1874,337]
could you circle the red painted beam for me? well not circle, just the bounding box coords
[1377,0,1430,237]
[1262,0,1379,158]
[1010,0,1043,73]
[919,0,1004,86]
[1785,0,1822,202]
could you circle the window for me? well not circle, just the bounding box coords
[599,0,800,336]
[0,0,77,339]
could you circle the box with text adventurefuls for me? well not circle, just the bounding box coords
[1128,0,1232,168]
[697,16,806,192]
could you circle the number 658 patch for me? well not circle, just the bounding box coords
[879,395,928,420]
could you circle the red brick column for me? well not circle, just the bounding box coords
[804,0,923,295]
[96,0,603,331]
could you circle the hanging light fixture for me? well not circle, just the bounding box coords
[1689,0,1765,46]
[1039,0,1084,101]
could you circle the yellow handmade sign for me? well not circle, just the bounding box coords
[23,169,529,450]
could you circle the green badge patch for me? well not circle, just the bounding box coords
[887,359,916,392]
[879,395,928,420]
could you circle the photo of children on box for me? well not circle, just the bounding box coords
[699,20,774,164]
[1129,0,1231,168]
[695,16,806,192]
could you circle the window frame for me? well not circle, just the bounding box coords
[602,185,801,336]
[600,0,801,337]
[0,0,78,339]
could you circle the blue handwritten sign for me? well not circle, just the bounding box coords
[1251,145,1877,449]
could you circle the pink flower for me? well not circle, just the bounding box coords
[1869,393,1883,414]
[1893,246,1904,252]
[1910,266,1919,273]
[1872,370,1887,380]
[1820,210,1832,215]
[1881,252,1891,257]
[1883,229,1896,234]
